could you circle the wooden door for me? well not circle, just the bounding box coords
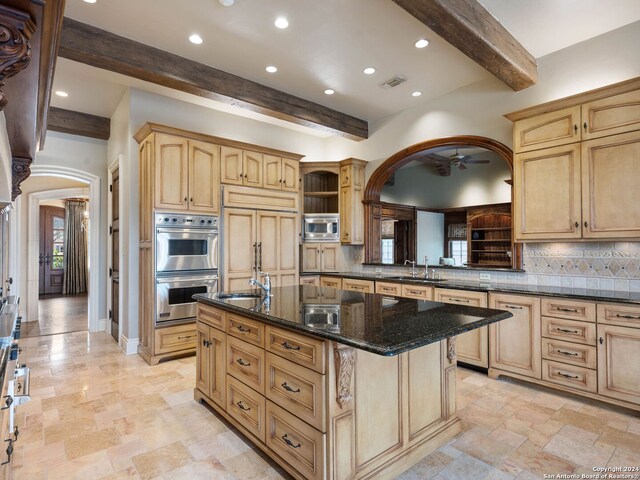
[513,106,581,152]
[514,144,582,241]
[302,244,321,272]
[597,324,640,405]
[277,213,298,285]
[154,134,188,210]
[489,293,541,379]
[282,158,299,193]
[39,206,65,295]
[220,146,243,185]
[582,88,640,140]
[243,151,263,188]
[224,208,256,291]
[263,155,282,190]
[581,131,640,238]
[320,244,340,272]
[340,187,351,243]
[188,140,220,213]
[435,288,488,368]
[111,167,120,340]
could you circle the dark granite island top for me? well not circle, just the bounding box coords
[193,285,512,356]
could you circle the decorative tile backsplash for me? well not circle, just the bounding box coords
[354,242,640,293]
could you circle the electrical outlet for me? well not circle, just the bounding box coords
[479,273,490,281]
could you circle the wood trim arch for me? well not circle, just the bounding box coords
[364,135,513,202]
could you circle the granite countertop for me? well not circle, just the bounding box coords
[194,286,512,356]
[316,272,640,305]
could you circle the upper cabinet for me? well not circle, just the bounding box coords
[509,80,640,242]
[264,155,299,193]
[222,147,300,192]
[339,158,366,245]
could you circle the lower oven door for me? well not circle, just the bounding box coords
[156,273,218,325]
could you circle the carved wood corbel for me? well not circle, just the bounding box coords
[447,337,456,362]
[334,344,355,408]
[0,4,36,110]
[12,156,31,200]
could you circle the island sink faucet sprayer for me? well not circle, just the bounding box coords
[249,272,271,295]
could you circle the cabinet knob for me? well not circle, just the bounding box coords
[575,221,579,228]
[574,124,578,134]
[190,197,193,202]
[583,122,588,132]
[599,337,604,345]
[584,221,588,228]
[184,197,188,202]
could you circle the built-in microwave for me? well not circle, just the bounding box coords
[303,214,339,242]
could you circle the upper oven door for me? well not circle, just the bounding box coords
[156,228,219,273]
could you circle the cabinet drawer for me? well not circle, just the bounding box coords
[266,353,326,432]
[542,359,597,393]
[435,288,487,307]
[542,338,597,369]
[266,326,325,374]
[300,276,320,286]
[541,298,595,322]
[342,278,374,293]
[154,324,197,354]
[320,277,341,289]
[597,303,640,329]
[227,313,265,347]
[401,284,433,300]
[227,375,266,443]
[542,316,597,345]
[197,303,226,331]
[227,336,265,394]
[266,400,325,480]
[376,282,402,296]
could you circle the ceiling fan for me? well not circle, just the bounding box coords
[422,149,491,176]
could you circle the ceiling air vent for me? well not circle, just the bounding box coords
[381,75,406,89]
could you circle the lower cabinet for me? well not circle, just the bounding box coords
[302,243,340,273]
[196,319,226,408]
[597,323,640,405]
[300,275,320,286]
[342,278,375,293]
[320,276,342,289]
[489,293,541,379]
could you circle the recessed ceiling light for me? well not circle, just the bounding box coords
[189,34,203,45]
[266,65,278,73]
[363,67,376,75]
[83,0,97,3]
[219,0,234,5]
[414,39,429,49]
[324,89,335,95]
[412,91,422,97]
[55,90,69,97]
[274,17,289,29]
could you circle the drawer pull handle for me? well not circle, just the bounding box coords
[615,314,640,320]
[450,298,470,303]
[281,342,301,351]
[177,335,194,340]
[202,339,211,347]
[556,328,579,334]
[409,290,421,295]
[236,358,251,367]
[557,350,579,357]
[282,434,301,449]
[281,382,301,393]
[555,307,579,313]
[1,439,13,466]
[236,401,250,411]
[505,304,523,310]
[236,325,251,333]
[557,372,580,380]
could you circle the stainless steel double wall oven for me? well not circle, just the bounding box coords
[155,213,219,325]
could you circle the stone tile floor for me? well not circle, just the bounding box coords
[11,331,640,479]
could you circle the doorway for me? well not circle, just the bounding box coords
[109,166,120,341]
[39,205,65,295]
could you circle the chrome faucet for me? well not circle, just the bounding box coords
[249,272,271,295]
[423,256,429,278]
[404,260,417,278]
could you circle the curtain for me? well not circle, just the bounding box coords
[62,199,88,294]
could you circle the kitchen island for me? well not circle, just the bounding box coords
[193,286,511,480]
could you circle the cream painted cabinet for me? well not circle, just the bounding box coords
[221,147,263,188]
[489,293,541,379]
[597,323,640,405]
[582,88,640,140]
[196,321,227,408]
[154,134,220,213]
[435,288,488,368]
[302,243,340,273]
[224,207,299,291]
[339,158,366,245]
[514,106,581,153]
[514,144,582,241]
[264,155,299,193]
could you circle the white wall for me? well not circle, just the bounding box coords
[416,211,445,265]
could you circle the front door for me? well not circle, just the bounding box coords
[110,168,120,340]
[39,206,65,296]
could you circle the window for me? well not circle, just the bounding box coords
[52,215,65,269]
[381,239,394,264]
[449,240,467,267]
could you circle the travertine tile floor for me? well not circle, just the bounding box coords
[11,331,640,480]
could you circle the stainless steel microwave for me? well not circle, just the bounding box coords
[302,214,339,242]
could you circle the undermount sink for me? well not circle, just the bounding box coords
[217,293,264,300]
[386,276,447,282]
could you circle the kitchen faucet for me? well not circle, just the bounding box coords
[423,256,429,278]
[249,272,271,295]
[404,260,417,278]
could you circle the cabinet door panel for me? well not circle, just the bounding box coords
[196,323,210,394]
[320,244,340,272]
[278,213,299,281]
[220,146,243,185]
[189,140,219,213]
[302,244,321,272]
[514,144,582,241]
[582,131,640,238]
[224,209,256,289]
[514,106,581,152]
[282,158,299,193]
[582,89,640,140]
[243,151,263,188]
[257,211,279,273]
[155,134,188,210]
[263,155,282,190]
[597,324,640,405]
[208,327,227,407]
[408,343,443,440]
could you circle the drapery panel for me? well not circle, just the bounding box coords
[62,199,88,294]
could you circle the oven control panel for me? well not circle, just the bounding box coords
[156,213,218,228]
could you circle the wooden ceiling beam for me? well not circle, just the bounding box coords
[392,0,538,91]
[58,18,369,141]
[48,107,110,140]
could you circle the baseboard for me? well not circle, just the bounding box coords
[120,334,139,356]
[98,318,107,332]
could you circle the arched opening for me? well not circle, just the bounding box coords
[363,136,521,268]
